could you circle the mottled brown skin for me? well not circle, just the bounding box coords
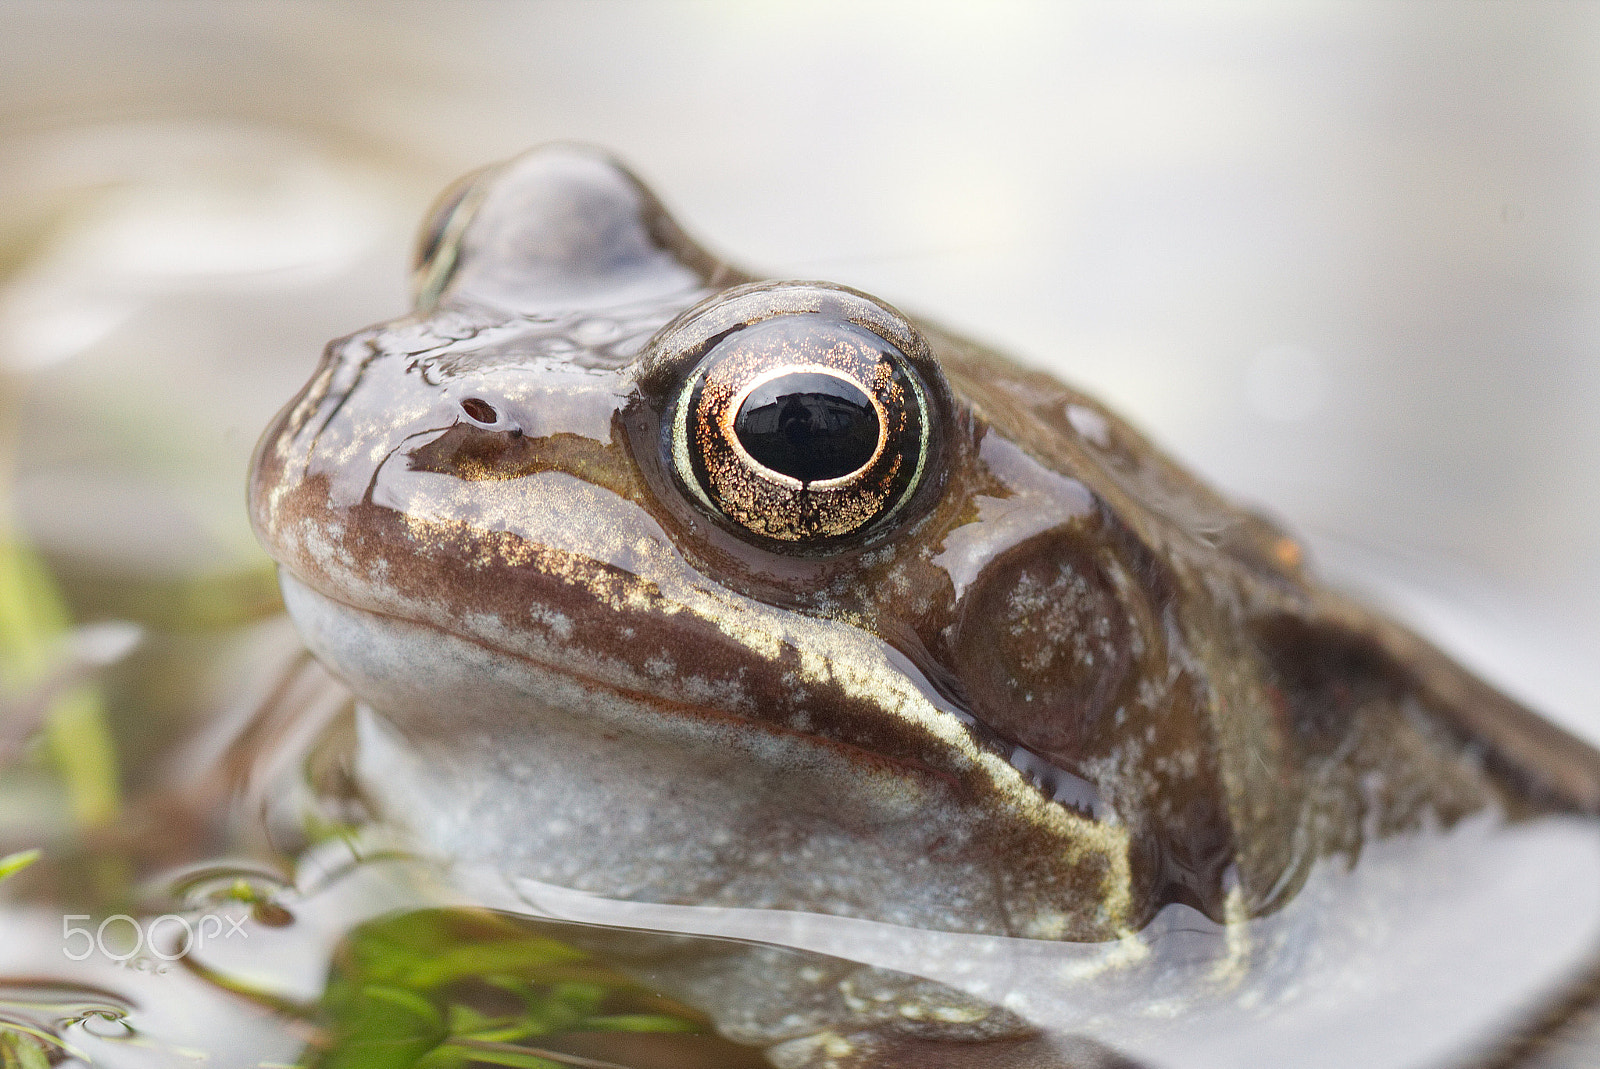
[914,326,1600,916]
[250,145,1600,1067]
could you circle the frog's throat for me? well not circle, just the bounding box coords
[276,569,1137,937]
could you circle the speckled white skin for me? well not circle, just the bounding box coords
[283,572,1044,935]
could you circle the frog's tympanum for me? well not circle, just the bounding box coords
[250,147,1600,1068]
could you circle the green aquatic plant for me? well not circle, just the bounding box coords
[0,986,105,1069]
[0,530,120,829]
[0,848,39,882]
[305,909,716,1069]
[0,1026,51,1069]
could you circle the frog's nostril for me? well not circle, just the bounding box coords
[460,398,499,425]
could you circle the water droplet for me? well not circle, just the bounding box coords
[166,864,291,912]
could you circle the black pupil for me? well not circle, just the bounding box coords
[734,372,880,483]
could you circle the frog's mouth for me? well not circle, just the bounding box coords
[276,565,1139,943]
[275,570,986,825]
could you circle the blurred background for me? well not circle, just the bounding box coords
[0,0,1595,776]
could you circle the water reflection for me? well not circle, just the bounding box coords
[10,672,1600,1069]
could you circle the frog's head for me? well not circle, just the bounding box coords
[250,145,1586,942]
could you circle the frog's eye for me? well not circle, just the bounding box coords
[645,282,949,549]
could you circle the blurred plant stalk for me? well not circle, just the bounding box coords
[0,386,122,831]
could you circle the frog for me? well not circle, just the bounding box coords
[248,144,1600,1068]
